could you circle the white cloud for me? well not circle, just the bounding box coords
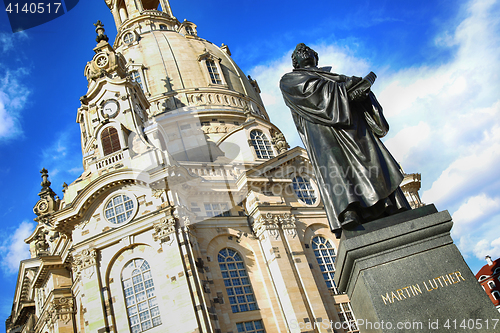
[422,124,500,206]
[0,32,27,53]
[451,194,500,237]
[0,221,35,275]
[0,70,30,139]
[0,32,31,140]
[383,121,431,166]
[473,237,500,262]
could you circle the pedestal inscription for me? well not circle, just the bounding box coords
[334,205,500,332]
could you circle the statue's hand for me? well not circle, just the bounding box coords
[351,89,369,101]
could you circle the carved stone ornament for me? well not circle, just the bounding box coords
[252,213,280,240]
[152,216,176,242]
[280,213,298,237]
[252,212,297,239]
[271,132,289,154]
[34,230,50,256]
[72,248,98,277]
[45,296,75,329]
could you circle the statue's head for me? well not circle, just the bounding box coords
[292,43,318,69]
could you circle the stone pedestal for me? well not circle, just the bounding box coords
[334,205,500,332]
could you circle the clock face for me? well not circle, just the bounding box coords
[37,200,48,213]
[103,100,119,118]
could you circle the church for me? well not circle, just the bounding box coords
[6,1,423,332]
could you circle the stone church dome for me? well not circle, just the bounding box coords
[101,0,266,118]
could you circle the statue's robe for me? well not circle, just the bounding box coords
[280,67,409,231]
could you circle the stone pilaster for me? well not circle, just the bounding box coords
[72,248,108,332]
[252,212,312,332]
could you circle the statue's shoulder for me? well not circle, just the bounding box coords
[280,69,316,83]
[280,71,304,88]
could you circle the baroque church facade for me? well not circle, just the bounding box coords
[6,1,423,332]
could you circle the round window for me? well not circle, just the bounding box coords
[104,194,135,224]
[123,32,134,44]
[292,176,317,205]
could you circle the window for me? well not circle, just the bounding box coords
[131,70,143,90]
[493,291,500,300]
[122,259,161,333]
[489,280,496,289]
[218,248,257,313]
[292,176,317,205]
[105,194,135,224]
[312,236,337,293]
[206,59,222,84]
[123,32,134,44]
[205,203,230,217]
[101,127,121,156]
[185,26,194,35]
[236,320,265,333]
[335,302,359,333]
[159,24,168,30]
[250,130,274,159]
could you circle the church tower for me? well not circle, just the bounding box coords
[6,1,423,332]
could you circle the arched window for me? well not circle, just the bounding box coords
[206,59,222,84]
[250,130,274,159]
[292,176,317,205]
[493,291,500,300]
[101,127,121,156]
[218,248,257,313]
[185,26,194,35]
[312,236,337,294]
[131,70,144,90]
[489,280,496,289]
[122,259,161,333]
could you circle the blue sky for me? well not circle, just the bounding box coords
[1,0,500,328]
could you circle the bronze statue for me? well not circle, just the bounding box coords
[280,43,410,236]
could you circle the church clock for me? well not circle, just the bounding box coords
[103,99,119,118]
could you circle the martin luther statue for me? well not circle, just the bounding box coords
[280,43,410,236]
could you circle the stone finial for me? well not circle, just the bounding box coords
[486,255,494,266]
[94,20,109,43]
[39,168,56,198]
[40,168,51,188]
